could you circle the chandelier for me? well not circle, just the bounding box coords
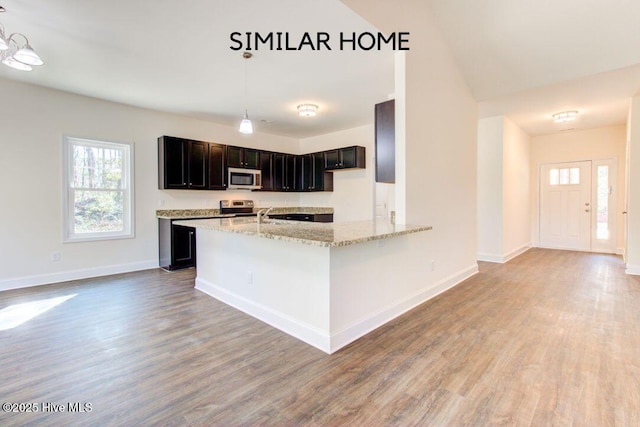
[0,23,44,71]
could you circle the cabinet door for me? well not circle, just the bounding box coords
[340,147,356,168]
[208,143,226,190]
[172,225,196,269]
[273,153,285,191]
[312,153,325,191]
[160,136,188,189]
[286,155,299,191]
[188,140,208,189]
[227,146,243,168]
[244,149,259,169]
[259,151,273,191]
[375,99,395,183]
[324,149,340,170]
[301,153,324,191]
[301,154,312,191]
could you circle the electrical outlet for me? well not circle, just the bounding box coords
[159,199,165,207]
[430,260,435,271]
[247,271,253,285]
[51,252,61,262]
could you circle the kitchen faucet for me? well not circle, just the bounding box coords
[256,207,274,224]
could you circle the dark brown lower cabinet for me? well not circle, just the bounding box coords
[269,213,333,223]
[159,219,196,271]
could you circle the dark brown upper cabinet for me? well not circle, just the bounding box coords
[159,135,365,193]
[324,146,366,170]
[302,152,333,192]
[273,153,300,192]
[208,142,227,190]
[227,146,259,169]
[258,150,274,191]
[375,99,395,183]
[158,136,208,190]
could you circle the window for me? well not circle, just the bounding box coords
[63,137,134,242]
[550,167,580,186]
[596,165,610,240]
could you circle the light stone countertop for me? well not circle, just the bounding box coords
[174,217,432,247]
[156,206,334,220]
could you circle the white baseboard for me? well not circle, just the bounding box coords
[0,260,159,292]
[477,244,531,264]
[625,265,640,276]
[503,244,531,262]
[616,247,625,256]
[329,263,479,353]
[476,253,503,263]
[196,263,479,354]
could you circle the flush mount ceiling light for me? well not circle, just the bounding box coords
[553,110,578,123]
[0,22,44,71]
[238,51,253,134]
[297,104,319,117]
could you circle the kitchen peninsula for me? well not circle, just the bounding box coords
[175,216,432,353]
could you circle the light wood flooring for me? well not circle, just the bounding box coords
[1,248,639,426]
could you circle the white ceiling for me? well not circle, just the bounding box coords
[3,1,640,138]
[429,0,640,135]
[0,0,394,138]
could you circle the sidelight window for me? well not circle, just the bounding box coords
[63,137,134,242]
[596,165,610,240]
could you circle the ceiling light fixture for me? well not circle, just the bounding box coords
[297,104,319,117]
[0,22,44,71]
[553,110,578,123]
[239,51,253,134]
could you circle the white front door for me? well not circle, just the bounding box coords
[540,161,592,251]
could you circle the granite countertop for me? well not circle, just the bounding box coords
[173,217,432,247]
[156,207,333,219]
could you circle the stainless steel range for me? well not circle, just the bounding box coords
[219,200,256,217]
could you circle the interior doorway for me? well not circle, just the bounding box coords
[539,159,617,253]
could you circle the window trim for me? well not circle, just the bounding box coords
[62,136,135,243]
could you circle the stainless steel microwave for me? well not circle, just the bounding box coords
[228,167,262,190]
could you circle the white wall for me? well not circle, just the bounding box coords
[502,117,531,257]
[530,125,626,252]
[299,125,375,222]
[0,78,301,290]
[342,0,479,289]
[477,116,531,262]
[625,97,640,273]
[477,116,504,259]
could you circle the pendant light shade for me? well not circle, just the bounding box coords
[239,52,254,134]
[14,43,43,65]
[239,110,253,134]
[2,54,33,71]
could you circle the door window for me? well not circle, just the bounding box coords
[550,167,580,185]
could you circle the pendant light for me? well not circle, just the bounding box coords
[239,51,253,134]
